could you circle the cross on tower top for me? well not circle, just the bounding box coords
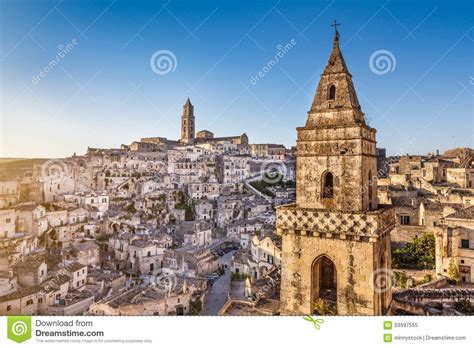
[331,20,340,32]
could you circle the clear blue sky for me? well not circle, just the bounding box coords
[1,0,473,158]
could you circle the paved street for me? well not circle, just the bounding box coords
[202,251,234,315]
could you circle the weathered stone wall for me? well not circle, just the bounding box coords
[277,205,394,315]
[279,233,376,314]
[296,125,377,212]
[391,225,427,248]
[47,296,94,315]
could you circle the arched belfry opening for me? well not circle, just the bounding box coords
[311,256,337,311]
[328,84,336,100]
[322,172,334,198]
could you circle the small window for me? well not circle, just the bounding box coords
[461,239,469,249]
[328,85,336,100]
[400,215,410,225]
[26,299,34,306]
[7,305,11,311]
[322,172,334,198]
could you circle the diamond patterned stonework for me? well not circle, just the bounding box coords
[277,204,395,239]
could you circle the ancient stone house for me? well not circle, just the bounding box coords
[14,257,47,287]
[435,205,474,283]
[276,29,395,315]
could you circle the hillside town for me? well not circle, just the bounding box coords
[1,31,473,316]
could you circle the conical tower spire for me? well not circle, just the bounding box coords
[307,27,364,127]
[321,29,349,76]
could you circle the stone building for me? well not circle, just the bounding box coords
[250,144,286,160]
[233,233,282,280]
[446,168,474,188]
[0,209,16,238]
[435,206,474,283]
[65,262,87,289]
[276,29,395,315]
[0,181,19,208]
[14,257,47,287]
[180,98,249,147]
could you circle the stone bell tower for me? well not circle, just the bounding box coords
[181,98,195,144]
[276,27,395,315]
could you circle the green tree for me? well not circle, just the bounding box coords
[448,258,459,282]
[312,299,336,316]
[393,271,408,288]
[392,233,435,269]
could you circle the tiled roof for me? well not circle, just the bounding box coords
[65,262,86,273]
[445,206,474,220]
[0,286,42,302]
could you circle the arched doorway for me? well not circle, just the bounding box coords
[311,256,337,312]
